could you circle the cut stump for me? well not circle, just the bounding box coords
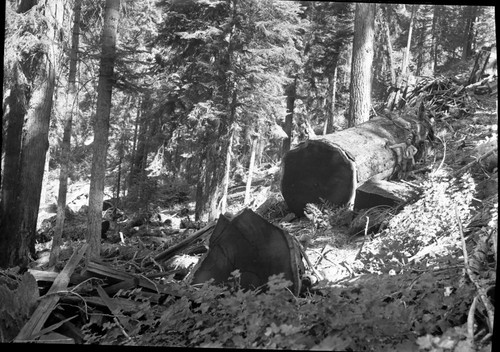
[188,209,304,295]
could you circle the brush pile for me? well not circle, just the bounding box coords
[405,76,478,121]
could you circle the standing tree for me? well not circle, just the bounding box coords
[461,6,478,61]
[348,3,376,127]
[50,0,82,267]
[0,0,63,268]
[282,78,297,155]
[87,0,121,260]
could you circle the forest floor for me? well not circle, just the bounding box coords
[4,85,496,349]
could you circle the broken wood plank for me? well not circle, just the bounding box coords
[60,294,146,313]
[86,260,184,298]
[153,221,216,262]
[28,269,85,285]
[14,243,88,342]
[354,179,418,210]
[96,285,131,338]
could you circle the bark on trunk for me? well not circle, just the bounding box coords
[50,0,81,267]
[462,6,478,62]
[430,6,440,75]
[87,0,120,261]
[348,3,376,127]
[381,5,396,87]
[282,78,297,155]
[0,63,28,268]
[0,1,62,268]
[394,5,417,110]
[281,114,432,216]
[220,127,234,214]
[323,69,337,135]
[244,136,258,205]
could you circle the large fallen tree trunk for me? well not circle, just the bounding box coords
[281,114,432,216]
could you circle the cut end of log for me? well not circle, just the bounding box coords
[281,140,356,216]
[280,115,432,217]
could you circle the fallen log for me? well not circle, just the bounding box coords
[281,114,432,216]
[187,209,305,295]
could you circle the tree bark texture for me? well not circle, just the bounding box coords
[220,127,235,214]
[282,78,297,155]
[323,69,337,135]
[382,5,396,87]
[281,114,432,216]
[392,5,417,111]
[87,0,120,260]
[430,6,440,75]
[462,6,478,61]
[348,3,376,128]
[0,0,62,268]
[50,0,82,267]
[244,136,258,205]
[0,63,28,268]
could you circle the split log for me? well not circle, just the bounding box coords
[187,209,304,295]
[281,114,432,216]
[354,179,418,210]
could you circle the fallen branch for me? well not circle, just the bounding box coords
[96,286,132,341]
[354,216,370,261]
[154,221,216,263]
[455,205,495,333]
[453,147,498,176]
[467,295,479,343]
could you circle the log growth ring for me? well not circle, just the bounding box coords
[281,140,357,216]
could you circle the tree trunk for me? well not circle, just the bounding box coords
[50,0,81,267]
[282,77,297,155]
[430,6,440,75]
[244,136,258,205]
[401,5,417,79]
[40,147,51,205]
[0,63,28,269]
[348,3,376,127]
[281,114,432,216]
[382,5,396,87]
[126,98,141,196]
[195,0,238,221]
[128,98,151,202]
[323,68,337,135]
[87,0,120,261]
[220,127,234,214]
[462,6,478,61]
[0,1,62,269]
[394,4,417,110]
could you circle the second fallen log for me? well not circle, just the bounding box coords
[187,209,304,295]
[281,114,432,216]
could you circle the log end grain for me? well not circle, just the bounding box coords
[281,140,356,216]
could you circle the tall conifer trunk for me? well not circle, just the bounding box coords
[348,3,376,127]
[282,78,297,155]
[0,0,62,268]
[50,0,82,267]
[87,0,120,260]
